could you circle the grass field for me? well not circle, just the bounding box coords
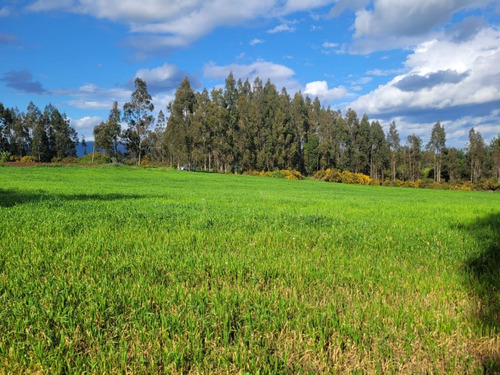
[0,165,499,373]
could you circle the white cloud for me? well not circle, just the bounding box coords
[267,24,296,33]
[55,84,131,110]
[304,81,347,102]
[203,59,300,92]
[352,27,500,115]
[283,0,332,13]
[25,0,331,54]
[328,0,485,53]
[70,116,103,129]
[250,38,264,46]
[134,62,200,93]
[152,93,176,112]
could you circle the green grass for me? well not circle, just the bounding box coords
[0,165,499,373]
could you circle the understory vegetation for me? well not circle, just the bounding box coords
[0,166,499,373]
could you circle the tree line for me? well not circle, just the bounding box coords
[0,102,78,162]
[1,74,499,184]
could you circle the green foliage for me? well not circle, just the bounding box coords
[1,151,11,162]
[77,152,111,164]
[123,78,154,166]
[0,166,499,373]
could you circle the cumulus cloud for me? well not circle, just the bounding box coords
[304,81,347,102]
[394,70,470,92]
[134,63,201,94]
[328,0,486,53]
[445,16,488,42]
[328,0,370,17]
[352,27,500,115]
[353,0,474,39]
[203,59,300,91]
[55,83,131,110]
[25,0,327,54]
[70,116,103,130]
[1,70,46,94]
[283,0,333,13]
[348,26,500,146]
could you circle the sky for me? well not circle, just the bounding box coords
[1,0,500,147]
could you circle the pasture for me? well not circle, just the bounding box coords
[0,165,499,373]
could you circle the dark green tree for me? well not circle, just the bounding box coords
[492,137,500,183]
[369,121,389,181]
[164,77,196,168]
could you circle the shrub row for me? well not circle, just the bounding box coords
[313,168,500,191]
[242,169,304,180]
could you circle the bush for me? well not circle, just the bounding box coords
[77,152,111,164]
[312,169,326,180]
[243,169,303,180]
[140,155,150,166]
[0,151,11,162]
[481,178,500,191]
[20,155,36,163]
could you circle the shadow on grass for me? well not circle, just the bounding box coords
[0,188,147,208]
[460,212,500,372]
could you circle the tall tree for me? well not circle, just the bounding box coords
[492,137,500,183]
[25,102,41,156]
[369,121,389,181]
[387,121,400,181]
[406,134,422,182]
[123,78,154,165]
[223,72,239,170]
[443,147,465,182]
[95,101,122,160]
[43,104,78,160]
[426,121,446,183]
[147,109,166,162]
[468,128,487,182]
[31,107,50,162]
[164,77,196,168]
[291,92,308,172]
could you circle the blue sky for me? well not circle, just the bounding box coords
[1,0,500,147]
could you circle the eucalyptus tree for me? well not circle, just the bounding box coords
[426,121,446,182]
[492,137,500,183]
[387,121,400,181]
[164,77,196,169]
[123,78,154,165]
[94,101,122,160]
[467,128,487,182]
[369,120,389,181]
[406,134,422,182]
